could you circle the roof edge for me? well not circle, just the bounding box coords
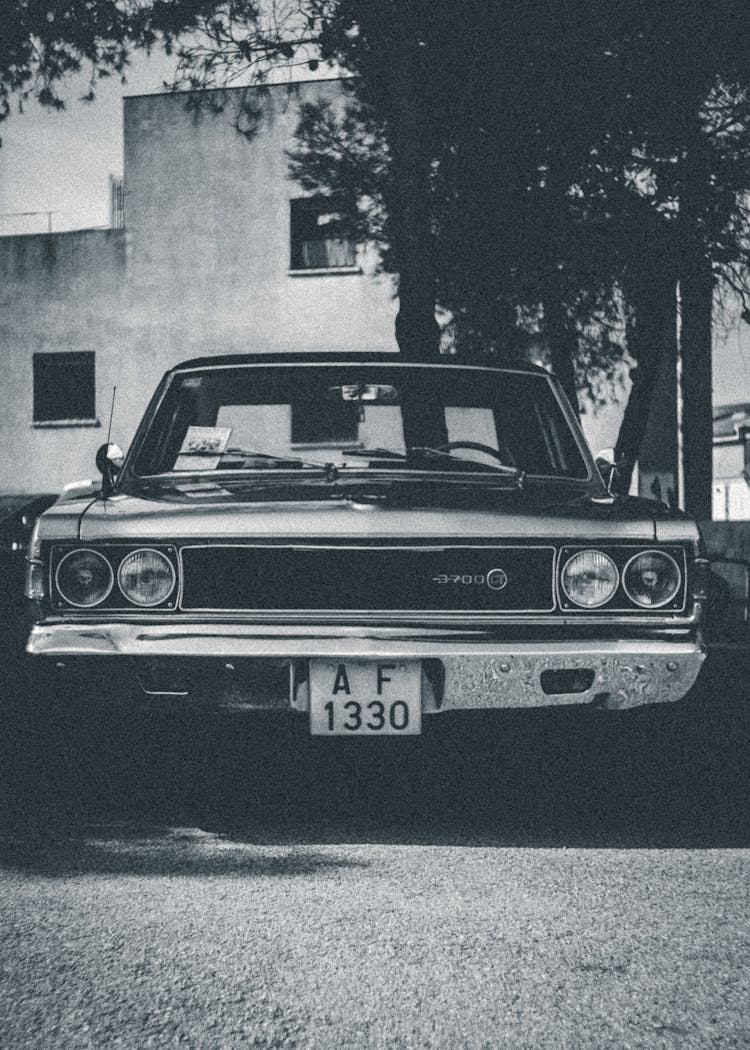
[171,352,550,375]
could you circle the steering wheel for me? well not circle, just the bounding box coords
[435,441,509,463]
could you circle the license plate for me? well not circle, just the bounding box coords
[309,660,422,736]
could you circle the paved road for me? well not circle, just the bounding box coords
[1,653,749,1048]
[1,827,747,1050]
[1,826,749,1049]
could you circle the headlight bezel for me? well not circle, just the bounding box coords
[50,544,178,611]
[558,544,687,613]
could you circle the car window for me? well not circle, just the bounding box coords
[215,404,293,460]
[132,366,588,479]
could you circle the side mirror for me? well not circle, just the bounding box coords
[595,447,622,493]
[96,443,124,496]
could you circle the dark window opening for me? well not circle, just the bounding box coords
[291,398,359,445]
[33,352,95,423]
[290,197,356,270]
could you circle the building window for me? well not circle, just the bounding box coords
[291,398,359,447]
[290,197,357,271]
[33,352,96,424]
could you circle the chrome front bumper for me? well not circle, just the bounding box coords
[27,622,706,711]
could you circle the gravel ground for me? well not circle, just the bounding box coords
[0,827,749,1049]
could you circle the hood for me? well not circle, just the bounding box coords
[69,478,699,545]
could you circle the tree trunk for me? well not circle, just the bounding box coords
[389,136,445,445]
[538,159,580,414]
[394,267,441,360]
[613,271,677,495]
[677,106,715,521]
[543,295,579,415]
[387,58,441,362]
[679,256,714,520]
[387,81,445,444]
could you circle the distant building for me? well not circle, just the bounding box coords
[713,403,750,519]
[0,80,398,493]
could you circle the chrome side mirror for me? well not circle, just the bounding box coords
[595,447,621,493]
[96,442,124,496]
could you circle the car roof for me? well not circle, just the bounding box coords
[172,352,550,377]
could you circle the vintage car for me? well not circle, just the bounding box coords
[25,353,708,732]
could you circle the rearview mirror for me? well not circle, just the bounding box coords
[327,383,399,404]
[96,442,124,496]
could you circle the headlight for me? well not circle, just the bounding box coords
[623,550,681,608]
[118,548,175,607]
[561,550,618,608]
[56,549,114,607]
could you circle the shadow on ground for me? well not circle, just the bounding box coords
[0,821,368,878]
[1,647,749,855]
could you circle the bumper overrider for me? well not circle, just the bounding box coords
[26,621,706,711]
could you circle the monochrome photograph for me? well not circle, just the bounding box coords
[1,2,749,1046]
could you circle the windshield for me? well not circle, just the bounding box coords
[132,364,589,480]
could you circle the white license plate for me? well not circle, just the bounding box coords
[309,660,422,736]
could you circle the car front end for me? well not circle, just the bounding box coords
[25,356,707,734]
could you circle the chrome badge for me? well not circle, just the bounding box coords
[486,568,509,591]
[431,568,509,590]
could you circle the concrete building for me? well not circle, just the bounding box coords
[0,80,398,493]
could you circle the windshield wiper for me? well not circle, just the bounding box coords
[166,448,339,482]
[342,445,524,480]
[342,447,405,460]
[218,448,327,470]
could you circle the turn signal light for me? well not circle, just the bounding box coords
[24,560,45,601]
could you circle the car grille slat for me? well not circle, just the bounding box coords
[180,545,556,613]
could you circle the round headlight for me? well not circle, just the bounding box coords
[56,549,113,608]
[118,548,175,607]
[623,550,681,608]
[561,550,619,608]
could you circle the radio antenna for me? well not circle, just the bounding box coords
[106,385,117,445]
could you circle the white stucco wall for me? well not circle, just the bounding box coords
[0,81,398,493]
